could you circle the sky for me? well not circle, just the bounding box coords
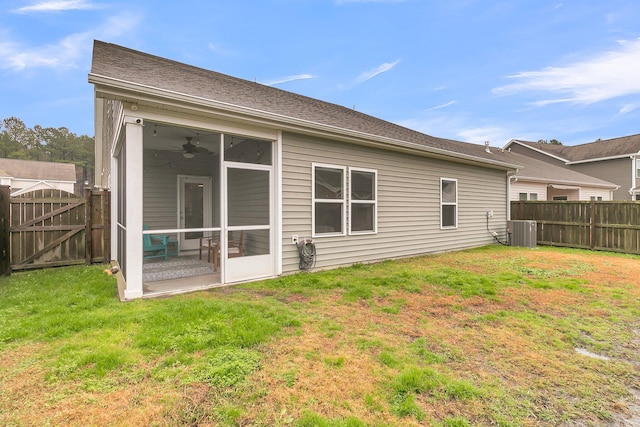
[1,1,639,147]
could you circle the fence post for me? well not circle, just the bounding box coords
[589,199,595,250]
[85,188,93,265]
[0,185,10,276]
[104,190,111,261]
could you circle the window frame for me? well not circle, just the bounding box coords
[312,163,347,237]
[348,167,378,235]
[440,178,458,229]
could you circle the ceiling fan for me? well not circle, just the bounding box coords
[173,136,211,158]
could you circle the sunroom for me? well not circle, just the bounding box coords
[113,116,279,299]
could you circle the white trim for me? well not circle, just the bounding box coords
[275,131,283,276]
[440,177,458,229]
[348,167,378,235]
[312,163,347,237]
[123,119,144,300]
[567,154,637,165]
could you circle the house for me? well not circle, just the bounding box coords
[89,40,523,300]
[504,135,640,200]
[0,158,76,196]
[497,148,618,201]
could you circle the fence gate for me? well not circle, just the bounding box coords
[7,188,110,271]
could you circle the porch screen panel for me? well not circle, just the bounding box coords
[227,167,270,256]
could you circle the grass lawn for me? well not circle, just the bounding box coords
[1,245,639,426]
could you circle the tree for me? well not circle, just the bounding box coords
[537,139,563,145]
[0,116,95,183]
[0,117,38,158]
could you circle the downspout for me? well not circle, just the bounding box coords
[507,171,518,221]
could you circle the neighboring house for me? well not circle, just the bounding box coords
[89,40,523,300]
[0,158,76,196]
[504,135,640,200]
[497,148,618,201]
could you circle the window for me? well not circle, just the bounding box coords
[553,195,568,201]
[349,168,377,234]
[530,193,538,201]
[636,159,640,178]
[519,192,528,201]
[313,164,346,235]
[440,178,458,228]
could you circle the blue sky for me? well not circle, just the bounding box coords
[1,0,639,146]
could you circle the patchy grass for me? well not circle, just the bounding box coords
[1,245,639,426]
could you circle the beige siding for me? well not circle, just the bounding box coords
[579,187,612,201]
[281,132,509,274]
[510,181,547,201]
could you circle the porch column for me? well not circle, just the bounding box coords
[124,117,144,299]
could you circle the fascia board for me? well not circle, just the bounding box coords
[566,154,635,164]
[515,175,618,189]
[89,73,521,171]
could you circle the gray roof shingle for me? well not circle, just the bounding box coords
[0,158,76,181]
[89,40,518,168]
[511,134,640,163]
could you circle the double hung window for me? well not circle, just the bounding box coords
[349,168,377,234]
[313,164,378,236]
[313,165,346,236]
[440,178,458,228]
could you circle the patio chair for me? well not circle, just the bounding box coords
[143,225,169,260]
[199,231,244,271]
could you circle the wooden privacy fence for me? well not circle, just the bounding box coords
[0,186,110,274]
[511,200,640,254]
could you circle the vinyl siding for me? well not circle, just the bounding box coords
[571,158,631,200]
[510,181,547,201]
[142,149,219,230]
[281,132,508,274]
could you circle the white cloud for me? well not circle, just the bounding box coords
[15,0,100,13]
[493,38,640,105]
[619,103,640,115]
[355,60,400,84]
[0,11,139,70]
[263,74,315,86]
[428,100,457,110]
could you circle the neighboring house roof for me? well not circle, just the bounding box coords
[0,158,76,182]
[496,150,618,189]
[89,40,519,171]
[505,134,640,164]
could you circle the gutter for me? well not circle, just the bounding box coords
[514,175,618,189]
[88,73,521,171]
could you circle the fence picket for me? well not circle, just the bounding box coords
[511,201,640,254]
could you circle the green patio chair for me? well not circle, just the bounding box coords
[143,225,169,260]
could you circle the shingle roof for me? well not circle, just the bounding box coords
[89,40,518,169]
[0,158,76,181]
[493,150,617,188]
[511,134,640,163]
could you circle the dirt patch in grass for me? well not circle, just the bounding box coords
[2,247,639,426]
[240,248,640,426]
[0,344,176,426]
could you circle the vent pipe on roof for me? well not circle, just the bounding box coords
[484,141,491,153]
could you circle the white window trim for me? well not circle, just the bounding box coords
[349,167,378,235]
[440,177,458,229]
[312,163,346,237]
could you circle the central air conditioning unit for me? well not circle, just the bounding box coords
[508,220,537,248]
